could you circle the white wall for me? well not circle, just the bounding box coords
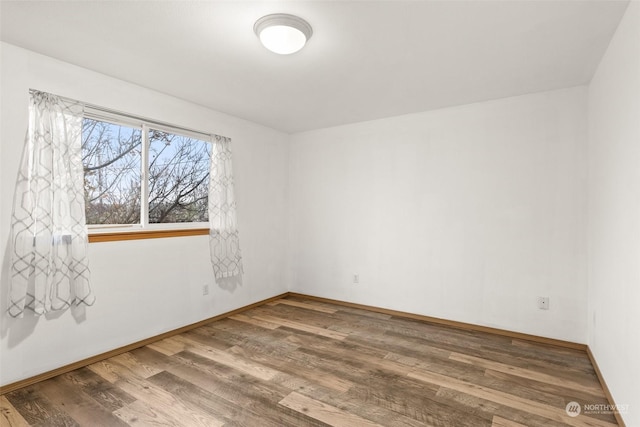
[587,2,640,426]
[289,87,588,343]
[0,43,290,386]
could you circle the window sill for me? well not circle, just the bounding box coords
[88,228,209,243]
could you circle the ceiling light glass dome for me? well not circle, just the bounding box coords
[254,14,313,55]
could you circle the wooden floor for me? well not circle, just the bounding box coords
[1,296,618,427]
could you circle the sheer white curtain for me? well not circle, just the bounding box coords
[8,91,94,317]
[209,135,243,279]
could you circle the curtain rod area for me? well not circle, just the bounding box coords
[29,88,224,141]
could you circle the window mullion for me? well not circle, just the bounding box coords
[141,124,150,228]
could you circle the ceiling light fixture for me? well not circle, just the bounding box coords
[254,14,313,55]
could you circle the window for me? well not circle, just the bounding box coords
[81,116,211,233]
[148,129,211,224]
[82,119,142,225]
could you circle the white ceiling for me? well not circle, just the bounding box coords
[0,0,629,133]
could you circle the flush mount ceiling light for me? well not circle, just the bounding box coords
[254,13,313,55]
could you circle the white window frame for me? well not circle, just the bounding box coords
[83,109,211,234]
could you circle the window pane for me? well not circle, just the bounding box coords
[148,129,211,223]
[82,118,142,225]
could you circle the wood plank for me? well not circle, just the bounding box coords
[492,415,528,427]
[269,298,338,313]
[343,374,486,426]
[227,344,354,394]
[115,375,225,427]
[449,352,605,397]
[148,370,294,427]
[176,335,279,381]
[380,327,589,379]
[433,388,554,427]
[508,340,596,374]
[304,382,447,427]
[289,293,586,350]
[483,369,612,410]
[34,375,129,427]
[147,337,187,356]
[285,296,393,320]
[89,351,226,427]
[113,399,182,427]
[62,367,136,412]
[87,359,122,384]
[228,313,280,329]
[385,351,487,383]
[0,396,29,427]
[279,391,383,427]
[176,329,234,352]
[2,388,74,426]
[162,352,314,427]
[109,352,164,379]
[387,351,573,414]
[407,369,618,427]
[252,314,348,340]
[199,318,297,352]
[282,331,403,381]
[128,346,177,372]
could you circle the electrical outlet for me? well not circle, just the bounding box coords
[353,274,359,284]
[537,296,549,310]
[203,284,209,296]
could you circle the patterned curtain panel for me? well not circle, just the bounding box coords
[8,91,95,317]
[209,135,243,279]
